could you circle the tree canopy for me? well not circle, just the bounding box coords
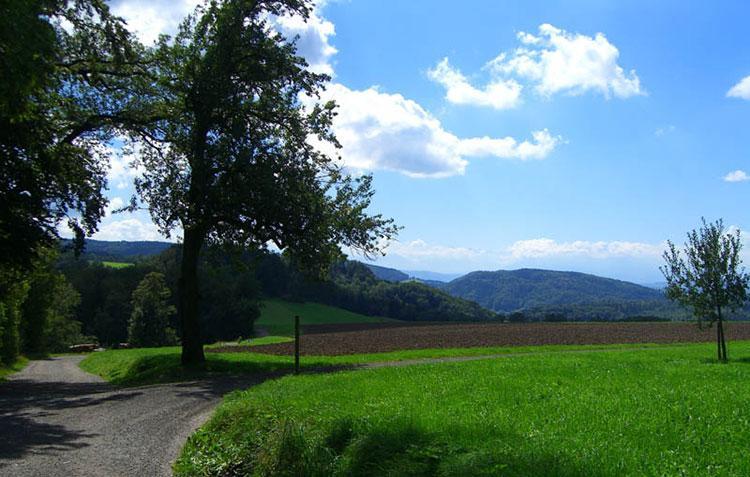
[0,0,156,277]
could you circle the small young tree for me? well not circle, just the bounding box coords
[661,218,749,362]
[128,272,177,348]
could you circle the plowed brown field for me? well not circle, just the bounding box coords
[209,321,750,356]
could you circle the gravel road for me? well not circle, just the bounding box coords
[0,356,265,477]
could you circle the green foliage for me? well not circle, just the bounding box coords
[0,279,28,365]
[0,0,155,274]
[21,258,87,353]
[128,272,177,348]
[0,356,28,382]
[662,218,749,361]
[176,343,750,476]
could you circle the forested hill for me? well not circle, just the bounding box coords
[441,268,666,313]
[363,263,410,282]
[63,239,173,260]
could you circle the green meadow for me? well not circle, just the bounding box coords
[255,299,397,336]
[173,342,750,477]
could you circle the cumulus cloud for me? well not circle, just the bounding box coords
[110,0,199,45]
[427,58,522,110]
[433,23,643,105]
[112,0,336,74]
[313,84,561,178]
[491,24,643,98]
[505,238,664,260]
[273,6,337,75]
[92,218,166,242]
[727,76,750,100]
[724,170,750,182]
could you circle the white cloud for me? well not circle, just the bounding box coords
[112,0,336,75]
[92,217,165,241]
[724,170,750,182]
[727,76,750,100]
[428,58,522,110]
[486,23,643,99]
[385,239,485,261]
[105,197,125,216]
[379,237,663,266]
[314,84,561,178]
[457,129,561,160]
[273,6,337,76]
[106,141,145,190]
[505,238,664,260]
[111,0,200,45]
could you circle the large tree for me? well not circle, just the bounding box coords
[0,0,154,277]
[661,218,749,362]
[132,0,397,364]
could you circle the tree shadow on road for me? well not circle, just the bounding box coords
[0,379,143,463]
[0,413,99,462]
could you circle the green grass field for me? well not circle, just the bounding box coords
[78,342,686,386]
[174,342,750,476]
[100,261,135,269]
[0,357,28,382]
[255,299,397,336]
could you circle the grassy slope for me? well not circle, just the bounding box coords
[176,342,750,476]
[78,342,693,387]
[256,299,397,336]
[100,261,135,269]
[0,357,28,382]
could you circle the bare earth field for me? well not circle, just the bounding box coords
[212,322,750,356]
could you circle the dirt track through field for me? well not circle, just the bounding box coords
[225,321,750,356]
[0,356,267,477]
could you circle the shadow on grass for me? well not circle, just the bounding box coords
[103,352,356,387]
[178,414,604,477]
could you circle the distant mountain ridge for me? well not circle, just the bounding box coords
[440,268,665,313]
[362,263,410,282]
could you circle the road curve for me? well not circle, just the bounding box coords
[0,356,265,477]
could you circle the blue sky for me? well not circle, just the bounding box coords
[91,0,750,283]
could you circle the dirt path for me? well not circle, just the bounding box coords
[0,356,265,477]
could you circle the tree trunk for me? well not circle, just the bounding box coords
[717,316,728,362]
[179,227,205,365]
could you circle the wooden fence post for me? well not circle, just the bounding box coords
[294,315,300,374]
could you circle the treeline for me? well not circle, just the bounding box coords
[54,245,497,348]
[0,250,93,365]
[502,300,693,323]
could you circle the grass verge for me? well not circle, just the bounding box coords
[0,356,29,382]
[175,342,750,476]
